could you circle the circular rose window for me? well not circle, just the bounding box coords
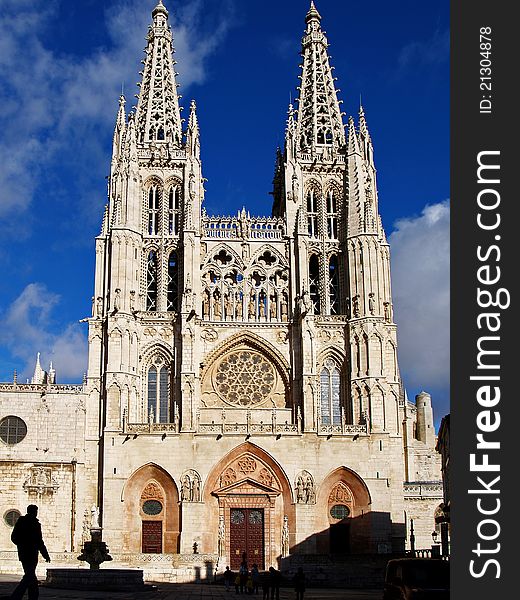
[4,509,21,528]
[330,504,350,520]
[142,500,163,516]
[214,351,275,406]
[0,416,27,445]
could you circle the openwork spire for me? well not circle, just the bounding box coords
[135,1,183,146]
[295,1,345,152]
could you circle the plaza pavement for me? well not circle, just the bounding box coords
[0,574,382,600]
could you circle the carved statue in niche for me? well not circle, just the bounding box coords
[236,293,243,319]
[96,297,103,318]
[224,294,233,319]
[113,288,121,312]
[91,505,100,529]
[281,294,288,322]
[384,301,391,322]
[190,475,201,502]
[248,294,256,319]
[213,293,222,319]
[259,294,266,318]
[130,290,136,312]
[181,474,191,501]
[368,293,375,315]
[281,515,290,557]
[269,296,277,319]
[352,295,360,318]
[203,290,210,318]
[295,471,315,504]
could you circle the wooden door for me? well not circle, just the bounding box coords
[229,508,265,569]
[142,520,162,553]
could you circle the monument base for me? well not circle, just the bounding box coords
[45,568,151,592]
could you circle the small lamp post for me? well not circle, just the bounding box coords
[431,530,440,558]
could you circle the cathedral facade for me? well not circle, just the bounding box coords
[0,1,442,577]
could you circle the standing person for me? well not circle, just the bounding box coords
[9,505,50,600]
[224,566,233,592]
[261,572,270,600]
[268,567,281,600]
[239,561,249,594]
[293,567,306,600]
[251,564,260,595]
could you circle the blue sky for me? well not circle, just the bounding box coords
[0,0,449,423]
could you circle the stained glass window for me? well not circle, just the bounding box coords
[146,251,158,311]
[320,360,341,425]
[167,251,179,312]
[0,416,27,445]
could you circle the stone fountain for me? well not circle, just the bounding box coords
[45,508,149,592]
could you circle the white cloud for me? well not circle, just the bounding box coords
[398,28,449,71]
[0,0,235,229]
[389,201,450,397]
[0,283,88,382]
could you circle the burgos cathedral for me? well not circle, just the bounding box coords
[0,1,443,582]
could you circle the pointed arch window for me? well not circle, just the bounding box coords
[146,251,158,311]
[309,254,321,314]
[307,189,319,238]
[148,185,160,235]
[329,255,340,315]
[147,358,171,423]
[167,251,179,312]
[320,359,341,425]
[168,186,181,235]
[326,189,338,239]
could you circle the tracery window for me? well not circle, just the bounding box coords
[306,189,319,238]
[320,359,341,425]
[326,189,338,239]
[309,255,321,314]
[147,357,171,423]
[329,255,340,315]
[168,185,181,235]
[146,251,158,311]
[167,251,179,312]
[215,351,275,407]
[148,185,160,235]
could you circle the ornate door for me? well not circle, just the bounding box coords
[229,508,265,569]
[142,520,162,553]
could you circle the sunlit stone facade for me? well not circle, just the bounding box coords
[0,1,442,578]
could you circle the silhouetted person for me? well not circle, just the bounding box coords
[293,567,306,600]
[268,567,281,600]
[10,505,50,600]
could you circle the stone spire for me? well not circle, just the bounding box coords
[295,1,346,152]
[135,0,183,146]
[31,353,47,384]
[111,95,127,166]
[186,100,200,158]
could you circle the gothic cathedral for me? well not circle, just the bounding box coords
[0,1,442,578]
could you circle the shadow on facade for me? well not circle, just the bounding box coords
[275,511,406,589]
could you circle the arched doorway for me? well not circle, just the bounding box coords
[122,463,180,554]
[204,442,294,568]
[316,467,372,554]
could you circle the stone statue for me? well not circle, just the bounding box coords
[259,296,266,318]
[368,293,375,315]
[191,476,200,502]
[296,477,304,503]
[384,301,391,322]
[281,515,289,557]
[130,290,136,312]
[224,294,233,319]
[248,295,256,319]
[91,505,100,529]
[281,294,288,321]
[218,515,225,556]
[236,294,243,318]
[352,295,360,318]
[269,296,277,319]
[181,475,191,501]
[213,294,222,319]
[304,477,315,504]
[96,297,103,318]
[113,289,121,312]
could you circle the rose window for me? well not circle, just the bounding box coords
[215,351,275,406]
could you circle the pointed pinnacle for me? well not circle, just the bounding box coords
[152,0,168,18]
[306,0,321,23]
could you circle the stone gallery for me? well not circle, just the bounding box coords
[0,1,442,579]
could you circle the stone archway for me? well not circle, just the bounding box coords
[121,463,180,554]
[316,467,372,554]
[203,443,294,569]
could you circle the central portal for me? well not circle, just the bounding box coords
[229,508,265,569]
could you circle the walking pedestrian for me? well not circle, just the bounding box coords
[268,566,281,600]
[293,567,306,600]
[9,505,50,600]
